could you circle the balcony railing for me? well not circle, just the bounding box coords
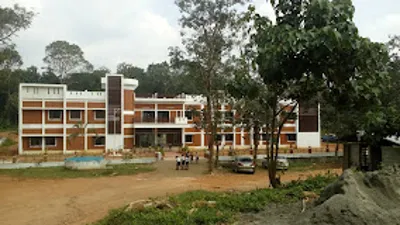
[134,117,188,124]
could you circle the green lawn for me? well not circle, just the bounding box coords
[94,174,337,225]
[0,163,155,179]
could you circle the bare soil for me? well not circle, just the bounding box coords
[0,159,341,225]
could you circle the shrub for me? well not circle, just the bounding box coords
[94,175,337,225]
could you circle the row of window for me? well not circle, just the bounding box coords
[48,110,105,121]
[184,134,297,143]
[29,137,106,148]
[140,110,234,121]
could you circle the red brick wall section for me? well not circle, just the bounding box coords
[67,102,84,108]
[186,134,201,147]
[88,110,106,124]
[88,137,105,150]
[22,129,41,134]
[158,104,183,110]
[22,137,41,151]
[124,90,134,111]
[45,111,63,124]
[66,110,85,124]
[45,102,63,108]
[236,134,242,145]
[23,101,41,108]
[67,136,84,150]
[124,138,133,149]
[135,104,155,109]
[23,110,42,124]
[88,102,105,108]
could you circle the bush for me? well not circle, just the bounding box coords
[94,175,338,225]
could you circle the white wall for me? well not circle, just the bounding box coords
[106,135,124,151]
[297,132,321,148]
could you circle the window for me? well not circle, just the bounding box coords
[261,134,269,141]
[185,111,193,120]
[70,110,81,120]
[49,110,62,120]
[224,111,234,120]
[143,111,155,122]
[45,137,56,146]
[216,134,222,142]
[94,137,105,146]
[94,110,105,120]
[185,135,193,143]
[225,134,234,142]
[287,134,297,141]
[29,138,42,147]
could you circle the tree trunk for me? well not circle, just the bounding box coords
[206,94,214,173]
[253,123,259,162]
[268,103,277,187]
[215,143,219,167]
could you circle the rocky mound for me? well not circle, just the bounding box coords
[294,165,400,225]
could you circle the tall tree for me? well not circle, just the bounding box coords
[43,40,93,79]
[249,0,388,187]
[0,4,35,45]
[171,0,248,173]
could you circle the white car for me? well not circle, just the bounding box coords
[262,156,289,170]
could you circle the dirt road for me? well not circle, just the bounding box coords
[0,159,341,225]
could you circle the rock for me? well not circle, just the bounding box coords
[207,201,217,208]
[188,208,197,215]
[125,200,152,212]
[191,200,217,208]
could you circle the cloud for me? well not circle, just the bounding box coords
[4,0,181,71]
[2,0,400,72]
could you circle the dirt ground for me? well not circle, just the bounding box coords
[0,159,342,225]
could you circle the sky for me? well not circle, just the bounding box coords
[3,0,400,72]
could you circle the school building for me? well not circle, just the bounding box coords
[18,74,321,154]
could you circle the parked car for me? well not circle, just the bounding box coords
[321,134,338,142]
[262,156,289,170]
[231,156,256,174]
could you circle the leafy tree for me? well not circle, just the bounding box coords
[43,40,93,79]
[248,0,388,187]
[0,4,35,45]
[0,45,22,69]
[171,0,248,173]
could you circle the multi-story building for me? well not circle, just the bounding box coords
[18,74,321,154]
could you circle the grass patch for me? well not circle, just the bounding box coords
[94,174,337,225]
[0,138,17,147]
[0,163,155,179]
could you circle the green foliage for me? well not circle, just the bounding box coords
[43,40,93,78]
[0,164,155,179]
[0,138,17,147]
[94,174,337,225]
[0,4,35,45]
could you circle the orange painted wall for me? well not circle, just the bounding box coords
[135,104,155,109]
[22,137,41,151]
[235,134,242,145]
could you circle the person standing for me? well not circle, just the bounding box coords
[175,156,181,170]
[185,154,190,170]
[181,154,186,170]
[195,152,199,164]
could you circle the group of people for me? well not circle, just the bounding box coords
[176,152,199,170]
